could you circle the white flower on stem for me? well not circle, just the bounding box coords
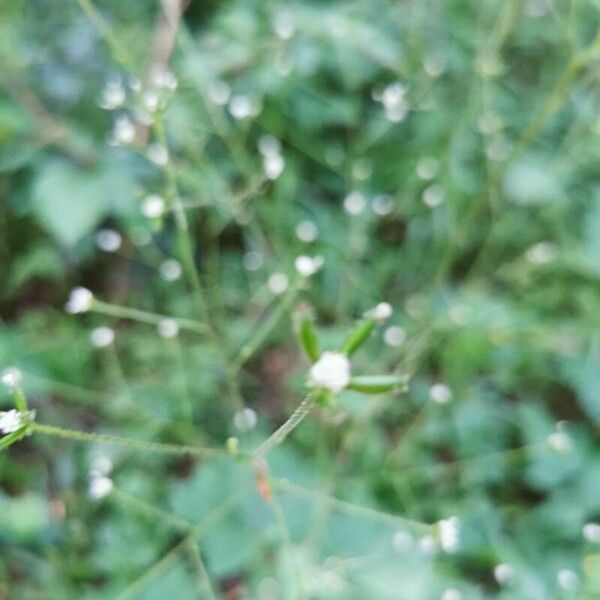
[147,143,169,166]
[234,408,258,432]
[95,228,122,253]
[65,287,93,314]
[157,318,179,339]
[438,515,460,553]
[141,194,166,219]
[268,273,289,295]
[0,409,23,434]
[494,563,514,585]
[365,302,393,322]
[343,191,366,215]
[310,352,351,393]
[384,326,406,347]
[2,366,23,389]
[295,255,323,277]
[295,220,318,243]
[88,475,113,500]
[159,259,182,281]
[430,383,452,404]
[90,327,115,348]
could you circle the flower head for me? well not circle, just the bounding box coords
[295,255,324,277]
[310,351,351,393]
[438,515,460,553]
[0,409,23,434]
[90,327,115,348]
[65,287,93,314]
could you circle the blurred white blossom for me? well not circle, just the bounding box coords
[90,327,115,348]
[66,287,93,314]
[95,228,122,253]
[310,352,351,392]
[2,366,23,389]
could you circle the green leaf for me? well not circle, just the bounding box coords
[295,306,320,362]
[341,318,376,356]
[347,375,409,394]
[0,428,26,451]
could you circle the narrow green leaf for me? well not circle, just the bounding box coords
[347,375,409,394]
[341,318,376,356]
[0,429,26,451]
[297,316,320,362]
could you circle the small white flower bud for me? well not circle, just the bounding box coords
[494,563,514,585]
[343,191,366,215]
[65,287,94,314]
[295,220,318,243]
[384,326,406,347]
[2,366,23,389]
[95,228,122,253]
[263,153,285,180]
[371,194,393,216]
[233,408,258,432]
[257,135,281,156]
[438,516,460,553]
[90,327,115,348]
[416,157,439,180]
[268,273,289,295]
[583,522,600,543]
[310,352,351,393]
[422,184,445,207]
[430,383,452,404]
[295,255,323,277]
[157,318,179,338]
[365,302,393,321]
[147,143,169,166]
[159,259,182,281]
[88,476,113,500]
[141,195,165,218]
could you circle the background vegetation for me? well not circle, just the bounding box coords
[1,0,600,598]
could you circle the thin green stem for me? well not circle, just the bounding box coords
[91,299,209,335]
[185,539,217,600]
[253,394,315,458]
[31,422,224,458]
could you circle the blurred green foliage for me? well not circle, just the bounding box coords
[1,0,600,598]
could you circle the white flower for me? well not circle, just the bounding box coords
[257,135,281,156]
[295,220,318,243]
[556,569,578,591]
[90,454,113,478]
[494,563,514,585]
[142,89,160,113]
[263,153,285,180]
[2,366,23,389]
[310,352,351,393]
[90,327,115,348]
[234,408,258,432]
[438,516,460,553]
[157,318,179,338]
[147,142,169,166]
[268,273,289,295]
[384,326,406,347]
[100,79,125,110]
[111,115,136,145]
[526,242,557,265]
[343,192,366,215]
[95,228,122,252]
[371,194,393,216]
[365,302,393,322]
[88,475,113,500]
[583,522,600,544]
[65,287,93,314]
[141,194,165,218]
[159,259,182,281]
[422,184,445,207]
[430,383,452,404]
[0,409,23,434]
[229,95,259,120]
[295,255,323,277]
[149,64,177,90]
